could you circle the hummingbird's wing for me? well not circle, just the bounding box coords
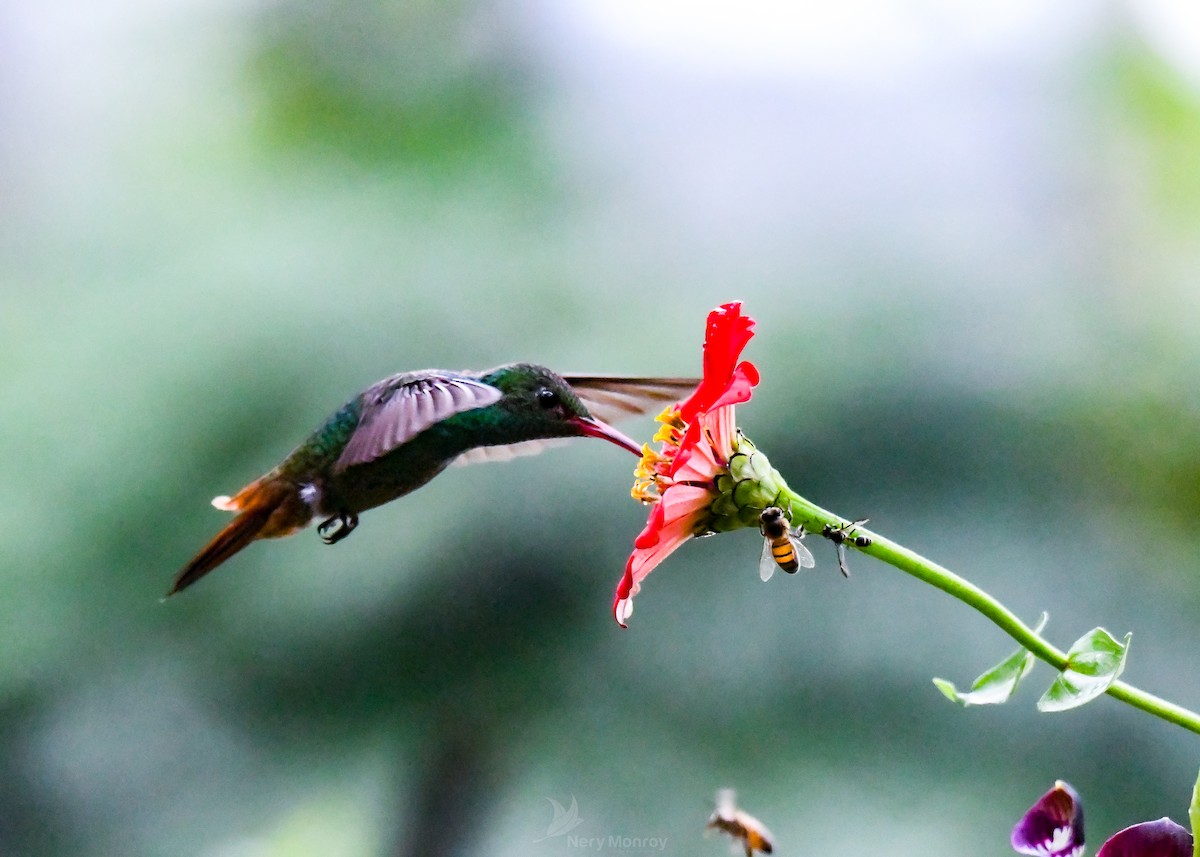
[451,438,570,467]
[452,377,696,468]
[563,377,699,426]
[335,374,503,470]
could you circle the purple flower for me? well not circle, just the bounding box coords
[1013,783,1194,857]
[1012,781,1085,857]
[1096,819,1193,857]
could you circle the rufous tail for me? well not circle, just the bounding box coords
[168,478,308,596]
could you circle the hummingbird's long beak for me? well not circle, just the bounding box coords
[568,415,642,456]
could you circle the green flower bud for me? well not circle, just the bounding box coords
[707,433,795,533]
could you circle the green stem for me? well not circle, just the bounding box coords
[778,487,1200,736]
[1190,766,1200,855]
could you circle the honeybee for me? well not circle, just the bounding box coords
[758,506,815,581]
[706,788,774,857]
[821,518,871,578]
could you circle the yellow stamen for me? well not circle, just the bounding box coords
[655,406,682,425]
[652,407,686,445]
[631,478,660,503]
[633,443,661,475]
[630,407,688,504]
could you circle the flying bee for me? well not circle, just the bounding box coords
[758,506,815,582]
[706,788,774,857]
[821,518,871,578]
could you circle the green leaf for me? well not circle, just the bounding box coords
[1190,765,1200,857]
[933,613,1046,706]
[1037,627,1132,713]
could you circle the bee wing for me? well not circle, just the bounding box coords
[758,539,777,582]
[789,531,816,568]
[714,788,738,820]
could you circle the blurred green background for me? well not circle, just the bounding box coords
[4,0,1200,854]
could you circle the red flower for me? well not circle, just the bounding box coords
[613,302,759,627]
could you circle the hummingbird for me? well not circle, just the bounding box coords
[169,364,697,595]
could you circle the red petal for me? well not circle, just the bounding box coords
[667,422,705,477]
[672,429,725,484]
[614,489,712,627]
[633,503,667,549]
[679,302,756,421]
[708,362,758,411]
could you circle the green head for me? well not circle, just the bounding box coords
[481,363,642,454]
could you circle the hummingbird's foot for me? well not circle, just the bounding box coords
[318,511,359,545]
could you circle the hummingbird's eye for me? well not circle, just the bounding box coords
[536,388,560,409]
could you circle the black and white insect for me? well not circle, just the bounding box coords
[821,518,871,578]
